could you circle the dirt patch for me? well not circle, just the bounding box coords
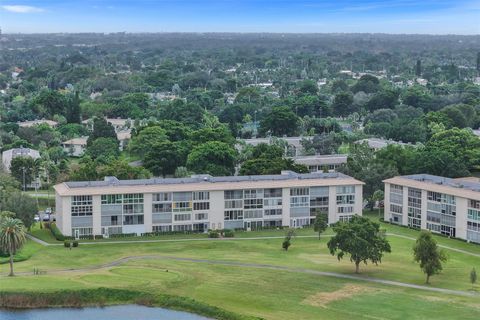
[303,284,374,307]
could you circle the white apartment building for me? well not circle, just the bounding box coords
[54,171,364,239]
[384,174,480,243]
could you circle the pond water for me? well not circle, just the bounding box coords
[0,304,211,320]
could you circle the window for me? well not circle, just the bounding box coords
[173,201,192,212]
[469,200,480,210]
[244,189,263,199]
[264,188,282,198]
[336,195,355,205]
[193,191,209,201]
[173,224,192,232]
[123,204,143,214]
[193,202,210,210]
[173,192,192,202]
[224,210,243,220]
[390,204,403,214]
[225,190,243,199]
[123,193,143,204]
[337,206,353,213]
[123,215,144,225]
[153,225,172,232]
[310,196,329,207]
[71,195,92,216]
[152,203,172,213]
[468,209,480,221]
[336,186,355,195]
[244,210,263,219]
[174,213,191,221]
[339,215,352,222]
[195,213,208,220]
[225,200,243,209]
[153,193,172,202]
[408,188,422,198]
[290,188,309,196]
[264,209,282,216]
[310,186,329,196]
[244,198,263,209]
[101,194,122,204]
[71,227,93,236]
[290,196,309,207]
[264,198,282,207]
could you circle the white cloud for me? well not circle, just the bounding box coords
[1,5,45,13]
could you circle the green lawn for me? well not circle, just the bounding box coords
[9,211,480,319]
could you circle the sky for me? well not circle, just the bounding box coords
[0,0,479,34]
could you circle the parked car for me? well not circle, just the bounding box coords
[34,214,40,222]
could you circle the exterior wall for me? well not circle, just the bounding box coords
[56,181,364,238]
[384,181,479,243]
[62,144,85,157]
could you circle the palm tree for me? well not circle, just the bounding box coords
[0,216,27,276]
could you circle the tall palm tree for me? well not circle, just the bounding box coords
[0,216,27,276]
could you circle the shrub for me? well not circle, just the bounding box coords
[109,233,136,239]
[72,241,79,247]
[223,229,235,238]
[208,230,220,238]
[64,240,71,248]
[50,223,65,241]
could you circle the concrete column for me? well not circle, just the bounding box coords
[92,195,101,235]
[384,183,390,222]
[456,197,468,240]
[328,186,337,224]
[421,189,428,230]
[282,188,290,227]
[144,193,153,233]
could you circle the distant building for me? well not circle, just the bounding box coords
[292,154,348,173]
[62,130,130,156]
[17,119,58,128]
[116,130,131,151]
[240,136,313,156]
[54,171,364,238]
[1,147,40,172]
[62,137,88,157]
[355,138,411,151]
[82,118,131,133]
[416,78,428,86]
[384,174,480,244]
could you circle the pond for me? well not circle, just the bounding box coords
[0,304,212,320]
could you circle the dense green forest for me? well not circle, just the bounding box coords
[0,33,479,208]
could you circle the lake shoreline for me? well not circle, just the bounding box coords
[0,288,262,320]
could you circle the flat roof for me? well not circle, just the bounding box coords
[292,154,348,166]
[383,174,480,200]
[55,171,364,196]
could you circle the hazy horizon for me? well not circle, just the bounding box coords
[0,0,479,35]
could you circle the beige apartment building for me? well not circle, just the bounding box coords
[384,174,480,243]
[54,171,364,238]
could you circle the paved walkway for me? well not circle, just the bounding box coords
[4,254,477,297]
[26,234,50,246]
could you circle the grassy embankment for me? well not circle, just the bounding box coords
[1,212,479,319]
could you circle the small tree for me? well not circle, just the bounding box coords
[313,212,328,240]
[282,229,295,251]
[372,190,384,218]
[470,267,477,290]
[327,215,391,273]
[413,231,447,284]
[0,214,27,276]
